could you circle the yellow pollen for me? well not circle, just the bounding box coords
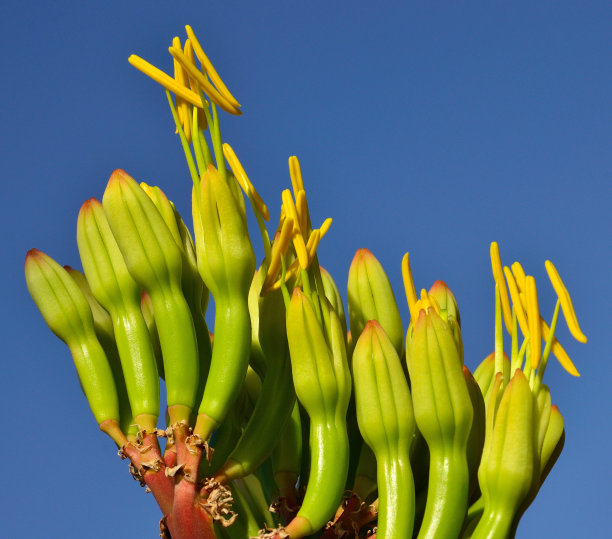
[525,276,541,369]
[289,156,305,194]
[185,25,240,109]
[168,46,241,115]
[128,54,204,108]
[490,242,512,333]
[401,252,418,323]
[544,260,587,343]
[503,266,529,337]
[222,144,269,220]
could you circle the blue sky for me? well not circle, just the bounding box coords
[2,1,610,537]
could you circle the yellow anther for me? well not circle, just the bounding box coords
[222,144,270,221]
[172,37,191,143]
[281,190,302,236]
[511,261,527,291]
[320,218,332,237]
[295,190,309,234]
[545,260,587,343]
[288,156,305,194]
[503,266,529,337]
[185,25,241,109]
[129,54,204,108]
[401,252,418,323]
[306,229,321,261]
[293,233,309,270]
[414,289,441,316]
[263,217,294,292]
[525,276,541,369]
[168,46,241,115]
[269,259,300,292]
[490,242,512,333]
[541,318,580,377]
[139,181,155,198]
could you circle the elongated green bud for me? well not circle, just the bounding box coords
[285,289,351,537]
[353,320,416,538]
[77,198,159,428]
[65,266,135,437]
[348,248,404,357]
[473,369,538,539]
[192,164,255,439]
[428,280,460,327]
[102,169,198,423]
[406,300,473,539]
[25,249,121,441]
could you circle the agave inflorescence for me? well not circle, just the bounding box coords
[25,25,586,539]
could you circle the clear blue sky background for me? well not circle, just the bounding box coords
[2,1,610,537]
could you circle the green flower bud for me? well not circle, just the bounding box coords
[405,303,473,539]
[25,249,120,435]
[428,280,460,327]
[77,198,159,427]
[192,164,255,300]
[320,266,347,337]
[347,248,404,357]
[102,169,199,423]
[473,369,538,539]
[285,289,351,537]
[353,320,416,538]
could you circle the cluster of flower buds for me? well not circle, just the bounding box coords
[25,26,586,539]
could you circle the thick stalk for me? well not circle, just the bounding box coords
[470,507,514,539]
[376,450,415,538]
[286,420,349,538]
[418,447,469,539]
[150,284,199,419]
[196,296,250,439]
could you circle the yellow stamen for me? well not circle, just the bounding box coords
[222,143,270,220]
[269,259,300,292]
[490,242,512,333]
[295,190,309,234]
[282,189,302,236]
[306,229,321,261]
[514,280,579,376]
[525,276,541,369]
[401,252,418,323]
[185,25,241,109]
[129,54,204,108]
[414,289,441,316]
[263,217,294,291]
[168,46,241,115]
[172,37,192,143]
[293,233,309,270]
[319,217,332,237]
[544,260,587,343]
[288,156,305,194]
[541,318,580,376]
[503,266,529,337]
[511,261,527,291]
